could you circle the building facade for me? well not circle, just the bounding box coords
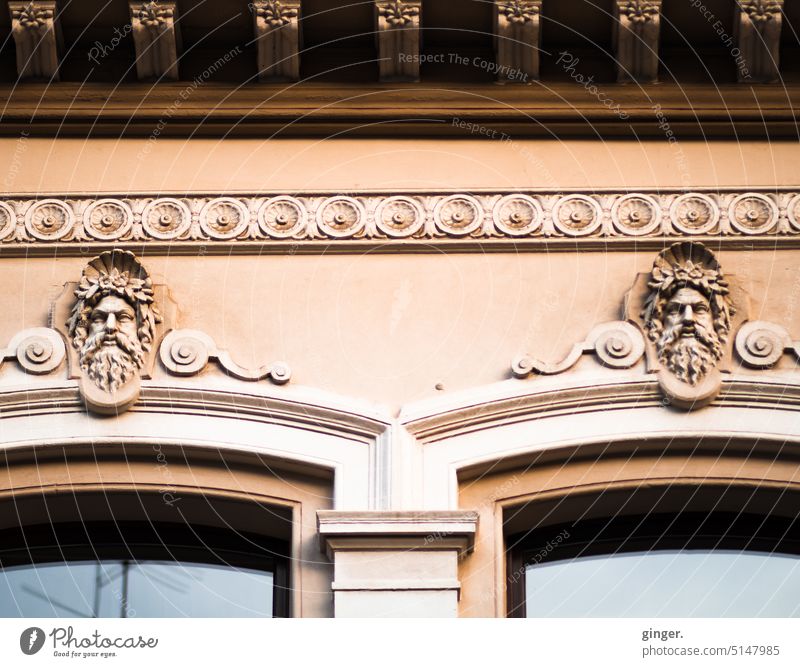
[1,0,799,618]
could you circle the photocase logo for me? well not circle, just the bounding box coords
[20,627,45,655]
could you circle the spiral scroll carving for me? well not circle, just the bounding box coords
[734,321,790,368]
[159,330,212,376]
[588,322,646,369]
[7,328,66,375]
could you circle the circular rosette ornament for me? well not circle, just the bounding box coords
[434,195,483,236]
[258,196,306,238]
[552,195,602,236]
[493,195,543,236]
[611,194,661,236]
[141,198,192,240]
[200,197,249,240]
[83,199,133,240]
[0,201,16,241]
[728,193,777,235]
[25,199,74,241]
[788,194,800,232]
[670,194,719,234]
[316,197,366,238]
[375,196,425,238]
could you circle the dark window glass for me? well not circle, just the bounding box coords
[0,561,274,618]
[509,512,800,618]
[525,550,800,617]
[0,522,288,618]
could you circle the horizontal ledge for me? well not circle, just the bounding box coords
[317,510,479,534]
[1,237,800,257]
[331,580,461,592]
[317,511,479,558]
[1,83,799,137]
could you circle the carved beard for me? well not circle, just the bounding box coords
[656,320,724,386]
[80,330,145,393]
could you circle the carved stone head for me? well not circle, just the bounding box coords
[641,242,734,386]
[67,250,161,395]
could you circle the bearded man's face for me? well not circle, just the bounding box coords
[79,295,144,393]
[656,287,723,386]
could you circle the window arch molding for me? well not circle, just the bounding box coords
[0,440,338,616]
[452,433,800,617]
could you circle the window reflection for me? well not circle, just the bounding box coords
[525,550,800,617]
[0,560,274,618]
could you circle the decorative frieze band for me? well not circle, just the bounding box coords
[0,190,799,249]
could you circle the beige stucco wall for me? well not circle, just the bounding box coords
[2,137,800,193]
[2,136,800,410]
[0,249,798,411]
[2,136,800,617]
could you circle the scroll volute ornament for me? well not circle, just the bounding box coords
[625,242,749,409]
[51,250,176,414]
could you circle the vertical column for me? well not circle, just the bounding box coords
[9,1,62,80]
[318,511,478,617]
[375,0,422,82]
[129,1,181,81]
[494,1,542,83]
[613,0,662,83]
[735,0,784,83]
[252,0,302,81]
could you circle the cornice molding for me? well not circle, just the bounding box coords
[1,83,798,138]
[0,382,391,443]
[1,188,799,255]
[317,510,478,558]
[401,374,800,443]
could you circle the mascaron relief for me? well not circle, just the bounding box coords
[513,241,799,410]
[0,190,798,245]
[2,249,294,415]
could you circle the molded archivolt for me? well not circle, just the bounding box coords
[0,380,392,512]
[400,371,800,510]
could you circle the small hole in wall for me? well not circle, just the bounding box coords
[435,383,445,391]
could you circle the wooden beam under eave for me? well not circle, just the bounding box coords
[8,1,63,81]
[129,1,181,81]
[252,0,302,81]
[494,1,542,83]
[613,0,662,84]
[735,0,783,83]
[375,0,421,82]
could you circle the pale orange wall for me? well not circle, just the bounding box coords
[1,137,799,193]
